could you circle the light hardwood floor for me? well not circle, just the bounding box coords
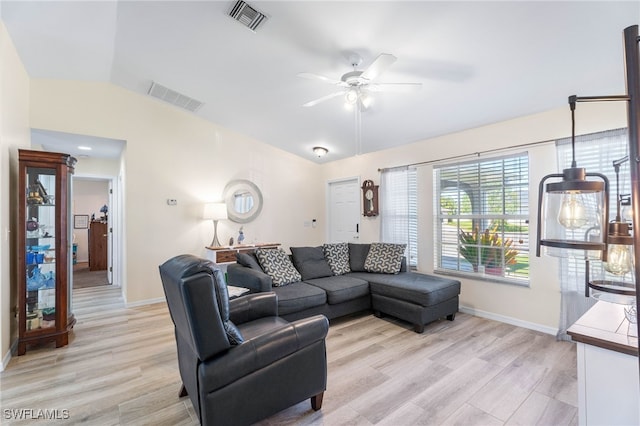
[1,286,578,425]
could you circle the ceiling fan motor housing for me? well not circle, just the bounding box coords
[341,70,367,86]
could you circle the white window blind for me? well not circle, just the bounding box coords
[380,167,418,267]
[434,153,530,284]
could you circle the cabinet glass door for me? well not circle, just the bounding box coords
[24,167,57,331]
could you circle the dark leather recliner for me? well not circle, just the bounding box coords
[159,254,329,426]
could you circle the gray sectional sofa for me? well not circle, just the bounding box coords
[226,243,461,333]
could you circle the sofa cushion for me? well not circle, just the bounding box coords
[355,272,460,307]
[271,282,327,315]
[236,252,262,271]
[364,242,406,274]
[323,242,351,275]
[255,248,301,287]
[349,243,371,272]
[290,246,333,280]
[304,275,370,305]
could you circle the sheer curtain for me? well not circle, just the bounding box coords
[556,128,629,340]
[380,166,417,267]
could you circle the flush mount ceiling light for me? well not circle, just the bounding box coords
[78,146,92,151]
[313,146,328,157]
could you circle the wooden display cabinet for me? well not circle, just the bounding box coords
[17,149,76,355]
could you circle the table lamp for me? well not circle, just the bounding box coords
[203,202,228,247]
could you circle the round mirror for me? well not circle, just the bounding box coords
[223,179,263,223]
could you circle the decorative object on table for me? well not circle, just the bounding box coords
[237,226,245,244]
[361,179,379,217]
[223,179,263,223]
[100,204,108,220]
[203,202,228,247]
[229,237,234,246]
[459,226,519,275]
[74,214,89,229]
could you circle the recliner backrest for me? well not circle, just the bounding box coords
[159,254,231,361]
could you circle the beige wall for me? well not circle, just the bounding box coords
[29,80,325,305]
[321,102,628,331]
[0,21,31,367]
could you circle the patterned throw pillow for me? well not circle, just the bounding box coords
[323,243,351,275]
[364,242,407,274]
[255,248,302,287]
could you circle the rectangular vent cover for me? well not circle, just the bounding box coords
[229,0,267,31]
[148,82,204,113]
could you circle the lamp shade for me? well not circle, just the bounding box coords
[536,167,609,259]
[203,202,228,220]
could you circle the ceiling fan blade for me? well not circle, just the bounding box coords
[297,72,345,86]
[369,82,422,93]
[302,91,345,107]
[360,53,397,81]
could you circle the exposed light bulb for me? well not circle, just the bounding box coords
[604,243,634,275]
[557,193,588,229]
[345,89,358,105]
[360,92,373,109]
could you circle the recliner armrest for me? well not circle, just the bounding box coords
[199,314,329,393]
[229,292,278,325]
[227,264,273,293]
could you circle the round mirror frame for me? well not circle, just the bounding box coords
[223,179,263,223]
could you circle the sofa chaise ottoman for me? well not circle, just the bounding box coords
[227,243,460,333]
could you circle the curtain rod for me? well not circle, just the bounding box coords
[378,137,558,172]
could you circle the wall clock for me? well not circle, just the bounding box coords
[362,179,379,217]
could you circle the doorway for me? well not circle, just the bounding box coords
[327,177,361,243]
[72,177,113,289]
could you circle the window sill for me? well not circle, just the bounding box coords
[433,268,530,287]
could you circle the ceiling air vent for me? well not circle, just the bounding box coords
[147,82,204,113]
[228,0,267,32]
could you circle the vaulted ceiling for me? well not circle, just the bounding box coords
[2,1,638,162]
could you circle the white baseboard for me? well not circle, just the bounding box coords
[460,305,558,336]
[125,297,166,308]
[1,339,17,372]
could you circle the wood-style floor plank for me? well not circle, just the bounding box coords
[1,286,578,425]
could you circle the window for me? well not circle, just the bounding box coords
[380,167,418,268]
[434,153,530,284]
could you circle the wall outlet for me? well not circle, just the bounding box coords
[167,199,177,206]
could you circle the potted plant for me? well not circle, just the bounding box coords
[458,225,519,275]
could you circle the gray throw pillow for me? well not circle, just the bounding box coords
[349,243,371,272]
[323,243,351,275]
[364,242,407,274]
[291,246,334,280]
[255,248,302,287]
[236,252,262,270]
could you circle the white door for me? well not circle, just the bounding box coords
[328,178,360,243]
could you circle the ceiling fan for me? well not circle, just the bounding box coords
[298,53,422,109]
